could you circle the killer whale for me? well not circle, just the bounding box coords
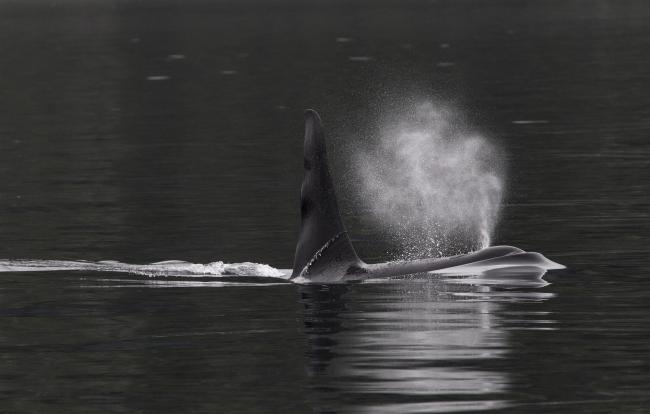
[291,110,563,283]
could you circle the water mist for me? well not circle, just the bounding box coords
[352,102,505,259]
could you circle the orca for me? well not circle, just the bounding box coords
[291,110,563,283]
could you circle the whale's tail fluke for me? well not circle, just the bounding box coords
[291,110,364,281]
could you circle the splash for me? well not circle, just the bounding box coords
[352,102,504,258]
[0,259,289,279]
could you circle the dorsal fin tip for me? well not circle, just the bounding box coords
[304,108,321,120]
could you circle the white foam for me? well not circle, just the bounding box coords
[0,259,289,279]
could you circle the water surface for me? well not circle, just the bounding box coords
[1,0,650,412]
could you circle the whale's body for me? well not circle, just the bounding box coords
[291,110,563,283]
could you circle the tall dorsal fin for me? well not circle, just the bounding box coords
[291,110,363,280]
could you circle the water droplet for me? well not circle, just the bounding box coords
[512,120,549,125]
[349,56,372,62]
[146,75,170,81]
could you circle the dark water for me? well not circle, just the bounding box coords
[1,0,650,412]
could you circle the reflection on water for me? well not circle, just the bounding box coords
[301,277,555,413]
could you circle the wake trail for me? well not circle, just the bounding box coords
[0,248,564,287]
[0,259,291,279]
